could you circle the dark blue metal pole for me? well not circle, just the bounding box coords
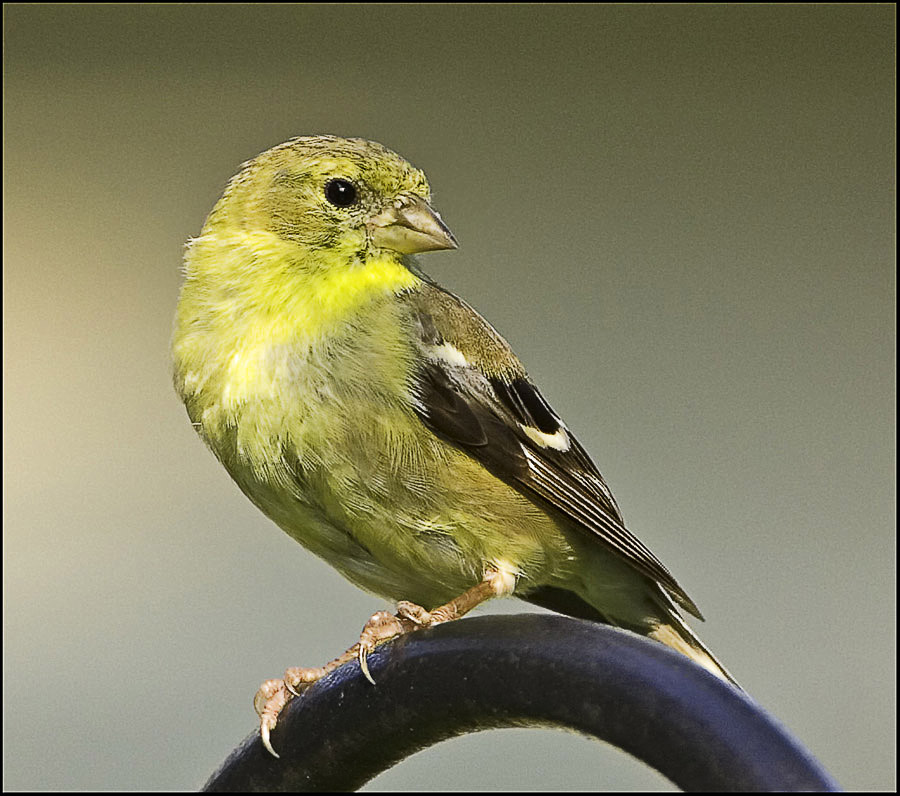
[203,614,840,792]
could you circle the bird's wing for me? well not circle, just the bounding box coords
[405,282,701,618]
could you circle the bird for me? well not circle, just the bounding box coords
[171,135,737,756]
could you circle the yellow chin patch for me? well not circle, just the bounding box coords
[312,254,422,335]
[187,229,422,344]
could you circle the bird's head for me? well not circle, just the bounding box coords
[204,135,457,260]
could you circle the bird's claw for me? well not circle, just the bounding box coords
[254,601,434,756]
[356,609,408,685]
[254,678,292,757]
[396,600,435,626]
[358,642,376,685]
[285,680,301,697]
[260,715,280,759]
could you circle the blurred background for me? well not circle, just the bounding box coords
[3,4,895,791]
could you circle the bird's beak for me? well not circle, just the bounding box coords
[368,194,458,254]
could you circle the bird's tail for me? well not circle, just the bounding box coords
[523,582,740,688]
[650,603,741,689]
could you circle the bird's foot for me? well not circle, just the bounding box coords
[357,600,442,683]
[253,602,433,757]
[253,570,510,757]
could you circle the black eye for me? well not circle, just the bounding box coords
[324,178,358,208]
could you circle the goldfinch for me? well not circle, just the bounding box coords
[172,135,736,756]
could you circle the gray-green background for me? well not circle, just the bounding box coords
[4,4,895,791]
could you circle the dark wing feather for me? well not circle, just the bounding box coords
[407,287,702,619]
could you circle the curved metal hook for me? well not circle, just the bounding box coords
[203,614,840,792]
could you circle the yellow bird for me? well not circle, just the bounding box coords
[172,135,736,756]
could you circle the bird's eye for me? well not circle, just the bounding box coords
[324,178,358,208]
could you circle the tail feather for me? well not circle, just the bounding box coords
[524,584,740,689]
[649,589,741,689]
[650,619,740,688]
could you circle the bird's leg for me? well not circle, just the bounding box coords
[254,566,515,757]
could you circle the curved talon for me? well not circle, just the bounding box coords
[396,600,433,626]
[285,680,301,697]
[358,644,377,685]
[255,679,295,758]
[260,716,280,759]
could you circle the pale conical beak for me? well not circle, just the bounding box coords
[367,193,458,254]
